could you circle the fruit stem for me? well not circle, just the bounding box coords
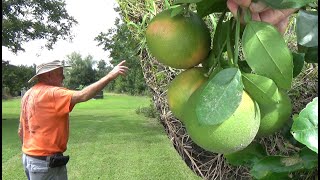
[207,37,227,76]
[226,19,234,66]
[182,3,190,17]
[206,28,229,77]
[243,7,252,23]
[234,8,241,67]
[206,58,219,77]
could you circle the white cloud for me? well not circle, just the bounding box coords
[2,0,120,66]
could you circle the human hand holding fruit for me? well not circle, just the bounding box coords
[227,0,297,34]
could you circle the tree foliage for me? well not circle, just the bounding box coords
[2,61,35,97]
[63,52,98,90]
[96,59,113,80]
[2,0,78,53]
[95,16,147,95]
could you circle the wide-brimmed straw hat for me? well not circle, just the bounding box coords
[28,60,70,83]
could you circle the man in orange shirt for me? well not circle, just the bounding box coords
[18,60,128,180]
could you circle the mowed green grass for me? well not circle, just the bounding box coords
[2,93,200,180]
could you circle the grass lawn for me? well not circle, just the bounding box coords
[2,93,200,180]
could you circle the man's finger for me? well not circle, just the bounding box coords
[276,17,290,35]
[227,0,239,17]
[233,0,251,7]
[251,12,262,22]
[118,60,126,66]
[250,1,268,13]
[119,70,127,76]
[120,66,129,71]
[259,8,296,25]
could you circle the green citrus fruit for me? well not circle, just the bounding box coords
[182,89,260,154]
[257,90,292,137]
[146,9,211,69]
[167,67,208,121]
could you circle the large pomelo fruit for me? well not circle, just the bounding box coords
[257,90,292,137]
[167,67,208,121]
[146,9,211,69]
[182,88,260,154]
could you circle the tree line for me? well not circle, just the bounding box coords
[2,1,148,99]
[2,50,147,98]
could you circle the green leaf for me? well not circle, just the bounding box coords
[170,5,184,17]
[296,10,318,47]
[292,52,305,78]
[242,73,281,105]
[304,46,318,63]
[202,50,216,71]
[242,21,293,90]
[211,11,228,59]
[195,68,243,125]
[298,44,318,63]
[250,156,304,179]
[243,8,252,23]
[238,60,252,73]
[299,147,318,169]
[174,0,202,4]
[196,0,227,18]
[260,0,316,9]
[208,65,223,79]
[291,97,318,153]
[224,142,267,167]
[259,172,291,180]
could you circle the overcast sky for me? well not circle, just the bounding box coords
[2,0,120,66]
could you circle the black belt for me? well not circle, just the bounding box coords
[27,153,63,161]
[27,154,48,160]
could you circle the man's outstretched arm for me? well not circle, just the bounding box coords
[70,60,129,106]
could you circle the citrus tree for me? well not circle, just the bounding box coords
[114,0,318,179]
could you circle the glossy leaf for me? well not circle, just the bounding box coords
[250,156,304,179]
[259,173,291,180]
[242,73,281,105]
[296,10,318,47]
[238,60,252,73]
[304,46,318,63]
[298,45,318,63]
[195,68,243,125]
[211,12,229,59]
[170,5,184,17]
[242,21,293,90]
[196,0,227,17]
[260,0,316,9]
[292,52,305,78]
[250,147,318,179]
[224,142,267,167]
[299,147,318,169]
[291,97,318,153]
[202,50,216,71]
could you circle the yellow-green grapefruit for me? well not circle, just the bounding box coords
[257,90,292,137]
[182,89,260,154]
[146,9,211,69]
[167,67,208,121]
